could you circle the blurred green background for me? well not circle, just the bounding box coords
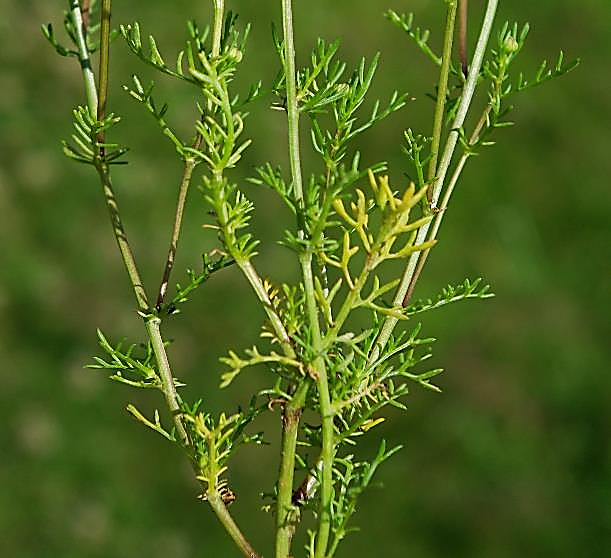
[1,1,609,556]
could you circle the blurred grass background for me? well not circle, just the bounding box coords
[1,0,609,556]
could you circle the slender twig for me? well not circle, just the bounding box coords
[92,5,186,447]
[87,5,259,552]
[427,1,458,197]
[370,0,498,362]
[155,150,200,311]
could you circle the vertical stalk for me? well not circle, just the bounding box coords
[69,3,259,556]
[279,2,334,557]
[371,0,498,362]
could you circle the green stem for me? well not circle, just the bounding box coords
[427,1,457,190]
[70,0,97,117]
[371,0,498,362]
[97,167,150,313]
[145,317,190,446]
[280,2,333,553]
[208,491,261,558]
[275,381,309,558]
[301,254,333,558]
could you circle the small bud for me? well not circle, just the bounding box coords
[503,35,519,54]
[228,47,243,63]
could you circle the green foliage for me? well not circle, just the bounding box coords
[45,2,577,557]
[62,105,128,165]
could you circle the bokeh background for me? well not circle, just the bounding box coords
[1,1,609,556]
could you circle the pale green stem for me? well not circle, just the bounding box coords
[212,0,225,58]
[281,0,304,206]
[279,3,334,556]
[145,317,190,446]
[427,1,458,188]
[208,491,261,558]
[70,0,97,117]
[371,0,498,362]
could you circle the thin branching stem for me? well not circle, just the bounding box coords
[87,6,259,551]
[92,3,188,445]
[371,0,498,362]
